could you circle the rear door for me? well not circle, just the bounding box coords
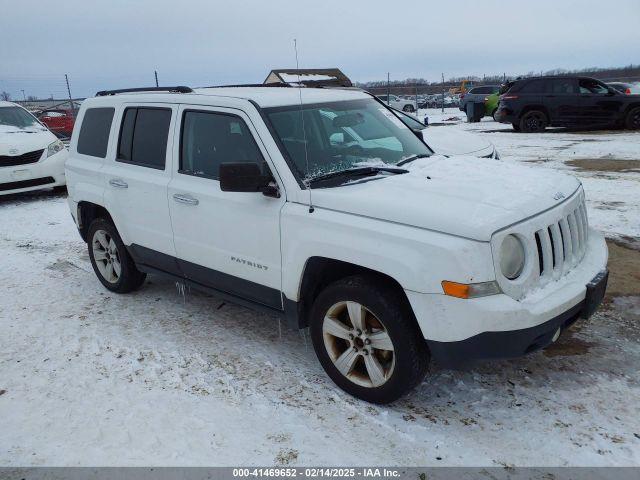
[102,103,179,274]
[544,78,580,126]
[167,105,285,309]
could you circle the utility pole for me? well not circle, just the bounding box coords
[415,83,418,113]
[21,89,26,102]
[441,73,445,113]
[154,70,159,87]
[386,72,390,105]
[65,74,74,115]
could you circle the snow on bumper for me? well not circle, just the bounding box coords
[406,228,608,345]
[0,149,67,195]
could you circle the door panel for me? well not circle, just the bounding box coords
[577,79,623,126]
[102,103,179,274]
[544,78,580,126]
[168,105,285,309]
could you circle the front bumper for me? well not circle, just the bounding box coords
[0,149,67,195]
[427,269,608,365]
[406,228,608,363]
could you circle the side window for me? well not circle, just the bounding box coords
[77,107,114,158]
[519,80,548,94]
[180,111,265,180]
[117,107,171,169]
[579,79,609,94]
[549,79,577,94]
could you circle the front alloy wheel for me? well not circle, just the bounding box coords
[322,301,395,388]
[310,275,429,404]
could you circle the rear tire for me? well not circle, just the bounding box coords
[519,110,548,133]
[491,109,498,122]
[403,104,415,113]
[625,106,640,129]
[87,218,146,293]
[309,275,429,404]
[512,123,521,132]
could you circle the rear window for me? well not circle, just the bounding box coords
[471,86,496,94]
[549,78,577,94]
[77,108,115,158]
[518,79,548,94]
[117,107,172,169]
[499,82,515,95]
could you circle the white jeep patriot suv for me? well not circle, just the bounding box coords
[66,85,608,403]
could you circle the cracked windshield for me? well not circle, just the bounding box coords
[266,98,431,182]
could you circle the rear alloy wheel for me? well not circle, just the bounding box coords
[88,218,146,293]
[625,106,640,130]
[519,110,548,133]
[310,275,429,403]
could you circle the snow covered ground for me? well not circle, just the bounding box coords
[1,116,639,467]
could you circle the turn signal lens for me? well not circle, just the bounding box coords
[442,280,501,299]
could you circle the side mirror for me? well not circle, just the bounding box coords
[219,163,279,198]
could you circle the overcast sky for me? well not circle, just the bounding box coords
[1,0,639,99]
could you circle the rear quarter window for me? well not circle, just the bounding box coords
[77,107,115,158]
[518,79,548,94]
[117,107,172,170]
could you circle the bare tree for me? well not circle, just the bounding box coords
[0,91,11,101]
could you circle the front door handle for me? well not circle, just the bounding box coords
[173,193,199,206]
[109,178,128,189]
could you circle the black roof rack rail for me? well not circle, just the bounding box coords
[95,86,193,96]
[202,83,292,89]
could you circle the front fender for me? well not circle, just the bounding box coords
[280,202,495,301]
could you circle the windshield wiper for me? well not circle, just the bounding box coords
[307,166,408,187]
[396,153,431,167]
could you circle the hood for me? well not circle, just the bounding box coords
[310,155,581,241]
[0,126,56,156]
[422,127,493,156]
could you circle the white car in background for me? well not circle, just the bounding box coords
[376,94,416,112]
[0,101,67,195]
[391,107,499,158]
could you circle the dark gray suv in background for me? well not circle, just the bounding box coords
[458,85,500,113]
[495,76,640,132]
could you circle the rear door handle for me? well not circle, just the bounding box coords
[173,193,199,206]
[109,178,128,189]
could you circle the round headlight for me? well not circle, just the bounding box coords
[500,234,525,280]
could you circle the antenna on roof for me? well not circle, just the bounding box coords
[294,39,314,213]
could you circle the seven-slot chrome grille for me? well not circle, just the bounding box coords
[533,200,589,279]
[491,188,589,300]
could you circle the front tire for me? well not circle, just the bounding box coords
[309,275,429,404]
[625,106,640,129]
[87,218,146,293]
[520,110,548,133]
[403,104,415,113]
